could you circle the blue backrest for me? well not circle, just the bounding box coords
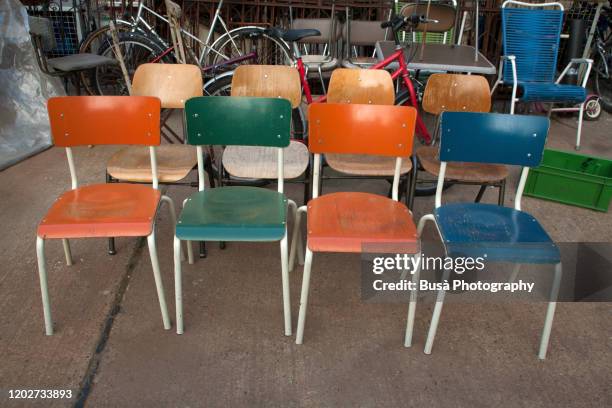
[501,6,563,83]
[439,112,549,167]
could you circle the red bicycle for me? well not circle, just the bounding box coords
[205,14,435,145]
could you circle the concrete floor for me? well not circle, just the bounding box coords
[0,110,611,407]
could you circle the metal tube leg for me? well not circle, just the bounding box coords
[199,241,207,258]
[475,185,487,203]
[498,179,506,206]
[404,255,421,347]
[576,103,585,150]
[36,237,53,335]
[280,232,292,336]
[508,263,521,283]
[289,206,306,271]
[317,66,326,94]
[186,240,194,265]
[539,262,562,359]
[174,236,184,334]
[62,239,73,266]
[146,232,171,330]
[161,195,185,262]
[296,248,314,344]
[424,267,451,354]
[108,238,117,255]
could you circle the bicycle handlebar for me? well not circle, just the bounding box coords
[380,15,439,31]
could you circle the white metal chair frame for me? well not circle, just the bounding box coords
[290,151,421,345]
[415,151,562,360]
[491,0,594,150]
[37,145,180,335]
[173,144,298,336]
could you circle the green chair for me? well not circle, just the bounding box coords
[173,96,296,336]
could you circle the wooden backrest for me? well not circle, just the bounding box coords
[47,96,161,147]
[439,112,549,166]
[422,73,491,115]
[327,69,395,105]
[185,96,291,147]
[308,103,416,157]
[344,20,391,46]
[400,3,456,33]
[132,63,202,109]
[231,65,302,109]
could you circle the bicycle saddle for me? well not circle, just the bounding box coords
[266,28,321,42]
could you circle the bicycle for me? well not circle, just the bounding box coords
[80,0,292,95]
[204,14,441,196]
[593,4,612,112]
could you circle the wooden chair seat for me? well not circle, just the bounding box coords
[107,145,197,183]
[307,192,417,253]
[417,146,508,182]
[326,153,412,176]
[222,140,309,179]
[37,184,161,239]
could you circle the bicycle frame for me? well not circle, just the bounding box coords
[295,43,431,144]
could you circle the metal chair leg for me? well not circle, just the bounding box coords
[539,262,562,359]
[146,232,171,330]
[404,254,421,347]
[296,248,314,344]
[280,231,291,336]
[498,179,506,206]
[424,267,451,354]
[199,241,207,258]
[475,185,487,203]
[174,236,184,334]
[36,237,53,335]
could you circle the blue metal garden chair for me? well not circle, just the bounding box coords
[491,1,593,150]
[413,111,562,360]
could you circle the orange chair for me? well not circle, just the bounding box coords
[37,96,176,335]
[291,103,420,345]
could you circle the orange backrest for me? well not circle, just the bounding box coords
[327,69,394,105]
[132,63,203,109]
[308,103,416,157]
[47,96,161,147]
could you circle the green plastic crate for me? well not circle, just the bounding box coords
[524,149,612,212]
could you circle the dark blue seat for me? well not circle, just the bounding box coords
[434,203,560,264]
[520,82,586,105]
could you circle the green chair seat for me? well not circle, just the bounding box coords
[176,186,287,241]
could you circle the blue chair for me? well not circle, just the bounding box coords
[491,1,593,150]
[414,112,562,360]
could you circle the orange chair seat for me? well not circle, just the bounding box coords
[37,184,161,239]
[307,192,418,253]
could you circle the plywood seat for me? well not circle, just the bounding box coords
[307,192,417,253]
[341,57,379,68]
[222,140,309,179]
[301,55,339,71]
[417,146,508,182]
[107,145,197,183]
[37,183,161,239]
[326,153,412,176]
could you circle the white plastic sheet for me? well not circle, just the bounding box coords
[0,0,64,170]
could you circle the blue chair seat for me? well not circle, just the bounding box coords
[518,82,586,104]
[434,203,560,264]
[176,186,287,242]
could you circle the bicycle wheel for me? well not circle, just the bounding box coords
[78,22,133,95]
[208,27,292,70]
[594,43,612,113]
[95,32,171,95]
[395,90,450,197]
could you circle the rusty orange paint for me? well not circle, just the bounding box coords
[47,96,161,147]
[307,192,418,253]
[308,103,416,157]
[37,184,161,239]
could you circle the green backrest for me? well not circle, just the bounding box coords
[184,96,291,147]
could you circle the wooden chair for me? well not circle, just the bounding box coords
[222,65,310,203]
[415,112,560,359]
[324,68,416,206]
[291,103,420,345]
[399,1,457,45]
[342,14,392,69]
[105,63,201,255]
[173,96,298,336]
[415,73,509,206]
[37,96,178,335]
